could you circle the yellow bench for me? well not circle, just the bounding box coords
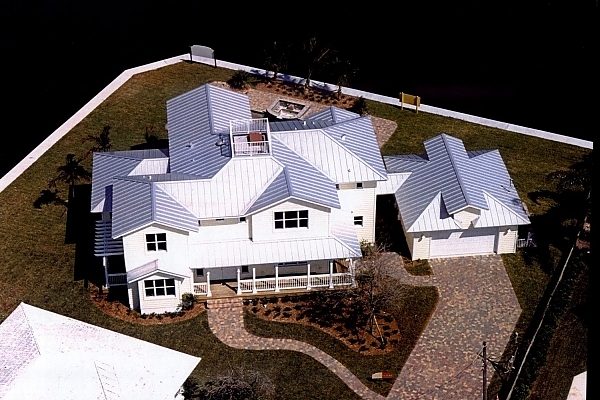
[400,92,421,113]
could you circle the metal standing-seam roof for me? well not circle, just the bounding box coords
[166,84,250,176]
[384,134,530,232]
[306,106,360,123]
[269,119,334,132]
[90,149,169,213]
[111,177,199,238]
[0,303,200,400]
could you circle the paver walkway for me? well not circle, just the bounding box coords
[206,297,385,400]
[206,254,521,399]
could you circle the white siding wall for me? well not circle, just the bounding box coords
[251,200,330,242]
[497,226,518,254]
[190,219,250,244]
[411,233,431,260]
[137,272,184,314]
[122,224,190,272]
[337,185,377,243]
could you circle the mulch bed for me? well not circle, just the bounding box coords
[244,293,402,355]
[88,283,205,325]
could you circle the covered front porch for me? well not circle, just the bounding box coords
[191,259,356,297]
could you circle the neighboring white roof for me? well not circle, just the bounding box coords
[0,303,200,400]
[375,172,411,195]
[567,371,586,400]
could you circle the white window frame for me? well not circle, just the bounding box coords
[354,216,364,226]
[145,233,167,252]
[143,278,176,298]
[274,210,309,230]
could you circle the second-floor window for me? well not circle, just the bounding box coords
[274,210,308,229]
[146,233,167,251]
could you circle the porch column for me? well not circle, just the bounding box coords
[103,256,109,289]
[350,259,356,288]
[328,260,334,289]
[275,265,280,292]
[237,269,242,295]
[306,263,311,290]
[206,271,212,297]
[252,267,257,294]
[190,270,196,296]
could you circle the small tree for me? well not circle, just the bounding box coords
[263,41,289,81]
[350,96,368,116]
[51,153,91,199]
[300,37,331,90]
[227,70,252,90]
[83,125,112,157]
[354,243,406,343]
[329,55,357,99]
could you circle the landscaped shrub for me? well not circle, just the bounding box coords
[269,297,279,304]
[359,345,368,352]
[273,305,281,313]
[283,306,292,312]
[227,70,252,89]
[282,312,291,318]
[264,309,272,316]
[180,292,195,310]
[252,306,259,313]
[350,96,368,116]
[293,304,302,311]
[282,295,290,303]
[243,299,250,306]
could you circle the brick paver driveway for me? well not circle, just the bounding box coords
[387,254,520,399]
[207,254,521,399]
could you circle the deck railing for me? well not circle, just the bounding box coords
[232,141,269,156]
[192,282,210,296]
[230,118,268,134]
[238,272,353,294]
[107,273,128,287]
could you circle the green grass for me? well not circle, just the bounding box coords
[244,285,439,396]
[0,61,590,399]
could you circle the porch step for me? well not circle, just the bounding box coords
[205,298,243,309]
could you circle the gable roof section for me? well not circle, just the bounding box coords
[269,119,334,132]
[321,116,387,180]
[127,259,190,282]
[166,84,250,175]
[0,303,200,400]
[90,149,168,213]
[111,177,198,238]
[157,156,283,219]
[272,126,384,183]
[306,106,360,123]
[385,134,529,232]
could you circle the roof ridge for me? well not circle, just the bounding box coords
[440,134,472,209]
[18,303,41,356]
[204,84,215,135]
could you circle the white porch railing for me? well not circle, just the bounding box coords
[106,273,128,287]
[237,272,353,294]
[230,118,269,134]
[192,282,210,295]
[232,141,269,156]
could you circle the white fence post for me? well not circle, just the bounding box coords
[328,260,334,289]
[206,271,212,297]
[350,259,356,288]
[306,263,311,290]
[237,269,242,295]
[252,267,257,294]
[275,265,280,292]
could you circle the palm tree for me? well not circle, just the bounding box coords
[301,37,331,90]
[51,153,91,199]
[263,41,289,81]
[329,55,357,99]
[83,125,112,157]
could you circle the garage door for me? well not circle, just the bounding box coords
[430,228,497,258]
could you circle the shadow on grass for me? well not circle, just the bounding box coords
[130,138,169,151]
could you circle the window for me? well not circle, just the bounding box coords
[274,210,308,229]
[146,233,167,251]
[239,217,246,222]
[144,279,175,297]
[356,182,363,189]
[335,184,340,189]
[354,216,364,226]
[241,265,249,273]
[196,269,204,277]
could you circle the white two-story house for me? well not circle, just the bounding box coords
[91,84,402,314]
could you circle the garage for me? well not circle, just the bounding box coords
[429,228,497,258]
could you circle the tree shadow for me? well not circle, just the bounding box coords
[33,188,68,210]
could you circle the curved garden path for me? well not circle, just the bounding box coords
[206,254,521,399]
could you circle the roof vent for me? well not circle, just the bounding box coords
[341,134,346,141]
[186,142,194,148]
[215,136,225,147]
